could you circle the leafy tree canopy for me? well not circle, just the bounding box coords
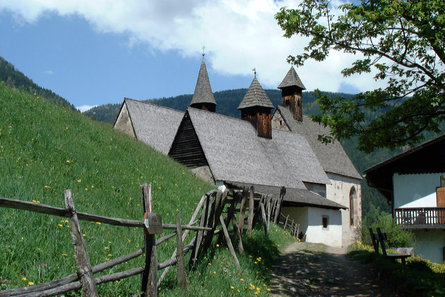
[276,0,445,153]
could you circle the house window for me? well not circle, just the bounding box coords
[350,186,357,226]
[322,216,329,229]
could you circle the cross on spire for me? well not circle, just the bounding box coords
[252,67,256,77]
[202,46,206,58]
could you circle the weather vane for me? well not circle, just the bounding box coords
[202,46,206,58]
[252,67,256,77]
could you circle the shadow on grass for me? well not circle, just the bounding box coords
[349,250,445,297]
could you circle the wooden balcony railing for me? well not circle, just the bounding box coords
[395,207,445,229]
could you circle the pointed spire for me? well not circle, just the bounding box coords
[278,66,306,90]
[190,58,216,110]
[238,75,274,110]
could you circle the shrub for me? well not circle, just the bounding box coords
[362,208,414,247]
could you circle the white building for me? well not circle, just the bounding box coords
[365,135,445,263]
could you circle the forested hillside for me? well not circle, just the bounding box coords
[0,56,75,110]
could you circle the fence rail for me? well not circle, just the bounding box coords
[395,207,445,228]
[0,183,285,297]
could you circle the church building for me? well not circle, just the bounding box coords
[113,57,362,247]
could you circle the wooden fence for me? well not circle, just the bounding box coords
[0,184,285,297]
[278,213,301,238]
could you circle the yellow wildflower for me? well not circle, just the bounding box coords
[58,224,63,227]
[22,277,27,281]
[105,258,109,262]
[230,286,235,290]
[66,160,71,163]
[216,244,219,247]
[44,185,51,189]
[104,247,109,250]
[212,271,216,274]
[240,278,245,281]
[62,253,68,257]
[107,254,112,257]
[28,282,34,286]
[96,222,101,225]
[77,179,81,183]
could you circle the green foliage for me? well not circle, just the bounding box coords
[276,0,445,153]
[0,56,76,111]
[0,82,214,295]
[349,246,445,297]
[361,208,414,247]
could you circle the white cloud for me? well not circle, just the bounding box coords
[0,0,384,92]
[43,69,53,75]
[77,105,97,112]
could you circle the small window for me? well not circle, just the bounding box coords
[322,216,329,229]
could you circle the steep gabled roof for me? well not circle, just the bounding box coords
[238,77,274,110]
[181,107,330,189]
[190,59,216,106]
[278,67,306,90]
[225,181,347,209]
[123,98,184,154]
[275,106,362,180]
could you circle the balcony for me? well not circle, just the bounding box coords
[395,207,445,229]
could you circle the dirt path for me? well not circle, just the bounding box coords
[269,242,394,297]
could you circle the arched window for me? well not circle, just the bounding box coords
[349,186,356,226]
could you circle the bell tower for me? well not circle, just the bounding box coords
[278,67,306,121]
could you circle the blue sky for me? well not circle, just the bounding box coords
[0,1,367,111]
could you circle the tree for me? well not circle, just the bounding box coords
[276,0,445,153]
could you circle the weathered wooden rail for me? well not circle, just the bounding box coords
[278,213,301,238]
[0,184,285,296]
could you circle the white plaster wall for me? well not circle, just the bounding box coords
[281,206,308,235]
[413,230,445,263]
[393,173,445,208]
[306,207,342,247]
[114,103,135,138]
[326,173,362,247]
[281,206,342,247]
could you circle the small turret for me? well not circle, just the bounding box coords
[278,67,306,121]
[238,71,274,139]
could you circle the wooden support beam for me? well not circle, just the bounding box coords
[64,189,99,297]
[219,215,240,268]
[274,187,286,223]
[260,202,268,236]
[238,190,247,235]
[284,215,289,230]
[176,211,187,291]
[247,186,254,237]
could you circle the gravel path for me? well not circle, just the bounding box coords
[269,242,394,297]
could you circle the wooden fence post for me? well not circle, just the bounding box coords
[176,211,187,291]
[284,215,289,230]
[260,202,268,236]
[274,187,286,223]
[247,186,254,237]
[64,189,99,297]
[141,184,157,297]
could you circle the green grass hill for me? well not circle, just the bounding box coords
[0,82,215,295]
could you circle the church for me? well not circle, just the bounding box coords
[113,57,362,247]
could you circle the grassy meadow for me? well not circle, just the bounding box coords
[0,82,296,296]
[0,82,214,295]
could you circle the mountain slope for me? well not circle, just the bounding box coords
[0,56,75,110]
[0,82,213,294]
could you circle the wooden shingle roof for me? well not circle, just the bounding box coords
[278,66,306,90]
[225,181,347,209]
[190,59,216,106]
[276,106,362,180]
[238,76,274,110]
[124,98,184,154]
[184,107,330,189]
